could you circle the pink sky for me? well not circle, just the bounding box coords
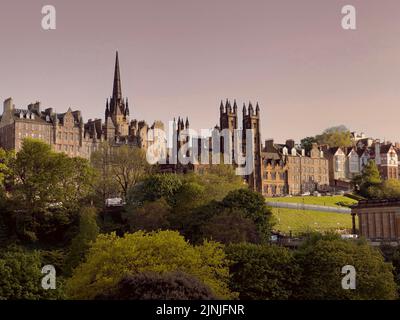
[1,0,400,143]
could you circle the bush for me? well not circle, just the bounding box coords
[66,230,235,299]
[226,243,300,300]
[95,271,215,300]
[294,237,398,300]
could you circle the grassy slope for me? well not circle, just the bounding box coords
[266,195,357,208]
[272,207,356,235]
[267,196,358,235]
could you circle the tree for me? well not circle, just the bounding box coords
[222,189,274,242]
[315,125,352,148]
[95,271,215,300]
[201,209,261,244]
[294,236,398,300]
[181,166,244,203]
[353,160,383,199]
[301,136,318,153]
[8,139,96,243]
[0,245,64,299]
[109,145,151,199]
[123,198,171,233]
[127,173,183,207]
[381,179,400,199]
[380,245,400,296]
[0,148,13,189]
[226,243,300,300]
[65,230,234,300]
[90,142,120,206]
[64,207,99,276]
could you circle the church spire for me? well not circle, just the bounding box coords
[112,51,122,100]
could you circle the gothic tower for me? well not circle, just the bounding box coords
[105,51,130,139]
[242,102,262,193]
[219,99,238,162]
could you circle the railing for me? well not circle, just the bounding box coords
[266,201,351,214]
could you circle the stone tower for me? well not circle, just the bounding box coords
[105,51,130,139]
[219,99,238,162]
[242,102,262,193]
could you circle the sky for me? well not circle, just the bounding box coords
[1,0,400,144]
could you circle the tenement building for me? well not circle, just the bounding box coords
[262,139,329,196]
[0,52,165,159]
[0,98,93,158]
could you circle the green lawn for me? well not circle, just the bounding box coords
[266,195,357,208]
[272,207,356,236]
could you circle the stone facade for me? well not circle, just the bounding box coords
[352,199,400,243]
[262,140,329,196]
[0,98,93,158]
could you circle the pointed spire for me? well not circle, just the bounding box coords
[125,98,130,116]
[112,51,122,100]
[255,102,260,115]
[185,117,189,129]
[105,99,109,118]
[248,101,254,115]
[233,99,238,113]
[242,103,247,115]
[220,100,224,113]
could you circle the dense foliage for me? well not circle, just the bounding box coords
[65,230,234,300]
[294,234,398,300]
[1,139,398,301]
[226,243,300,300]
[95,271,215,300]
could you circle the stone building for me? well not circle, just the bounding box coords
[0,98,92,158]
[83,51,165,154]
[262,139,329,196]
[352,199,400,244]
[345,147,360,180]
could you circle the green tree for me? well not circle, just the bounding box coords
[0,148,13,189]
[222,189,274,242]
[353,160,382,199]
[66,230,234,300]
[294,236,398,300]
[95,271,215,300]
[226,243,300,300]
[182,166,244,203]
[64,207,99,276]
[90,142,120,207]
[123,198,171,233]
[380,245,400,296]
[9,139,96,242]
[0,245,64,299]
[201,209,261,244]
[381,179,400,198]
[109,145,151,200]
[127,173,183,207]
[315,125,352,148]
[300,136,318,153]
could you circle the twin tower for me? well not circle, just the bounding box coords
[219,99,262,193]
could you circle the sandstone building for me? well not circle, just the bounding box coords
[352,199,400,244]
[262,139,329,196]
